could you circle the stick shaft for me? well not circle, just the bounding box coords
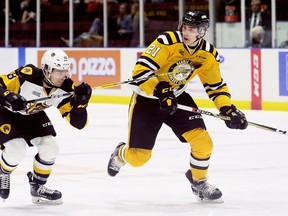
[27,92,72,103]
[27,71,179,103]
[92,71,177,90]
[177,104,288,136]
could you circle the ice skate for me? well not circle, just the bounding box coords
[0,171,10,201]
[27,171,63,205]
[185,170,223,203]
[107,142,126,177]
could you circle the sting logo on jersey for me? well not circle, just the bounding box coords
[0,124,11,135]
[21,67,33,75]
[26,102,51,115]
[168,59,195,85]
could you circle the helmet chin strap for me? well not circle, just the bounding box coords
[192,35,201,44]
[190,29,207,45]
[189,34,203,46]
[43,70,58,88]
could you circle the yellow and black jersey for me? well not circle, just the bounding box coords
[0,64,87,129]
[129,31,232,110]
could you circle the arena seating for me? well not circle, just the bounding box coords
[0,3,178,48]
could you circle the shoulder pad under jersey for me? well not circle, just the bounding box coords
[156,31,183,45]
[199,40,220,62]
[16,64,43,85]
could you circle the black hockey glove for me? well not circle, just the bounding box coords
[74,82,92,107]
[153,81,177,115]
[220,104,248,130]
[5,91,27,112]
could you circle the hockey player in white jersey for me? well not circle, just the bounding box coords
[0,49,92,204]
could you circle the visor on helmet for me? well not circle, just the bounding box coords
[178,11,209,34]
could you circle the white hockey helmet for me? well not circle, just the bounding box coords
[41,49,71,73]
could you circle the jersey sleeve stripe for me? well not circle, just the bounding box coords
[157,31,182,45]
[0,78,6,88]
[175,31,183,42]
[136,56,159,71]
[215,51,220,61]
[201,40,219,60]
[157,34,169,45]
[164,32,173,44]
[205,41,211,52]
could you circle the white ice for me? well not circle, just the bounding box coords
[1,103,288,216]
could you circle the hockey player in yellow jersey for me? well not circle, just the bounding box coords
[0,49,92,204]
[107,11,248,202]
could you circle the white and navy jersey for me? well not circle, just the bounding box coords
[129,31,232,110]
[0,64,88,130]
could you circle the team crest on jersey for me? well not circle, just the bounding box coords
[168,59,195,84]
[0,124,11,135]
[21,67,33,75]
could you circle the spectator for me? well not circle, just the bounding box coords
[61,0,118,47]
[128,2,149,47]
[20,0,36,23]
[245,0,271,47]
[251,25,265,48]
[61,17,104,47]
[117,3,133,36]
[9,0,23,23]
[85,0,103,19]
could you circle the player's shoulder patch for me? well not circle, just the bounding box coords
[157,31,183,45]
[199,40,220,62]
[16,64,43,85]
[18,64,41,78]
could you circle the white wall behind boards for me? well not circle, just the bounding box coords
[0,48,19,73]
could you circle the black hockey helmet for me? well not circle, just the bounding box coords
[179,11,209,34]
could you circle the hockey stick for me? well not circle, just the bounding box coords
[26,76,149,103]
[26,92,73,103]
[177,104,288,136]
[26,75,151,103]
[27,70,192,104]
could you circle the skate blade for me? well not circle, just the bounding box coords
[195,196,224,204]
[32,197,63,205]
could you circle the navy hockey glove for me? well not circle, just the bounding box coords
[74,82,92,107]
[220,104,248,130]
[5,91,27,112]
[153,81,177,115]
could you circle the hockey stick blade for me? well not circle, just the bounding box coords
[177,104,288,136]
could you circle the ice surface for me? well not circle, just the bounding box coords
[1,103,288,216]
